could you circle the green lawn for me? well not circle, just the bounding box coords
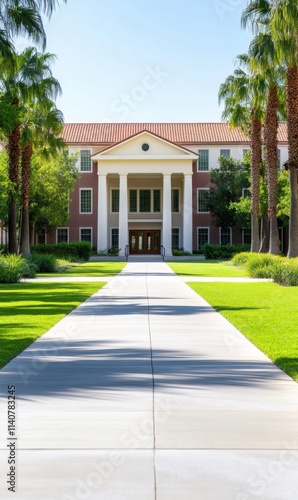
[168,260,248,277]
[38,261,126,277]
[0,282,104,368]
[189,281,298,382]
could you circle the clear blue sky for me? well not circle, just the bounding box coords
[34,0,253,123]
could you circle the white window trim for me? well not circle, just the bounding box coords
[242,228,251,245]
[197,227,210,250]
[172,227,180,249]
[79,149,93,173]
[110,188,120,214]
[278,149,281,171]
[197,188,210,214]
[56,227,69,244]
[219,227,232,246]
[128,188,162,214]
[219,149,231,157]
[79,188,93,215]
[110,227,119,248]
[242,188,251,198]
[79,227,93,244]
[197,149,210,172]
[171,188,181,214]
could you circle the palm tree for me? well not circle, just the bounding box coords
[219,54,266,252]
[0,1,67,58]
[248,31,286,254]
[0,47,61,253]
[20,99,64,255]
[242,0,298,256]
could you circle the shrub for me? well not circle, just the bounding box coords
[271,259,298,286]
[31,241,91,261]
[231,252,253,267]
[246,254,281,278]
[172,248,192,256]
[0,254,35,283]
[29,253,59,273]
[202,244,250,260]
[231,252,298,286]
[108,247,120,256]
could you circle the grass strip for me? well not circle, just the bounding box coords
[168,260,248,277]
[188,282,298,382]
[0,282,104,368]
[38,261,126,278]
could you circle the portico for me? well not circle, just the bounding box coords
[92,131,198,256]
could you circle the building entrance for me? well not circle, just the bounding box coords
[129,230,161,254]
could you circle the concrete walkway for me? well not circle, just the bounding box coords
[1,262,298,499]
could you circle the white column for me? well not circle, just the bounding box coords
[97,173,108,252]
[162,174,172,256]
[183,173,193,253]
[119,174,128,256]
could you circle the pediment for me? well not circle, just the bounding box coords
[92,131,198,160]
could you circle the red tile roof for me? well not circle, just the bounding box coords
[61,122,288,146]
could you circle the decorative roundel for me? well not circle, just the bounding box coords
[142,143,150,152]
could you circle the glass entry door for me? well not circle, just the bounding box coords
[129,230,160,254]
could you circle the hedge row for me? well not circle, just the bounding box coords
[232,252,298,286]
[31,241,91,261]
[202,244,250,260]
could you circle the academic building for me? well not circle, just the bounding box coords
[28,123,291,256]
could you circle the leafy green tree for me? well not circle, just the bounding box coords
[20,99,64,255]
[209,156,250,229]
[29,151,79,237]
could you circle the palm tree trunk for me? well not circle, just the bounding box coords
[30,222,36,245]
[7,121,20,254]
[286,64,298,258]
[20,144,33,256]
[250,114,262,252]
[259,212,270,253]
[264,84,280,255]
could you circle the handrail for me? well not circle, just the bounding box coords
[125,245,129,262]
[160,245,165,262]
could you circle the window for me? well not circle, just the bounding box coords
[172,228,180,250]
[242,228,251,245]
[57,228,68,243]
[129,189,161,213]
[197,189,210,213]
[139,190,151,212]
[198,150,209,171]
[130,190,137,212]
[171,189,179,213]
[153,190,161,212]
[243,149,250,159]
[220,149,230,158]
[278,149,281,171]
[80,150,92,172]
[80,228,92,244]
[220,227,232,245]
[197,228,209,250]
[80,189,92,214]
[111,228,119,248]
[242,188,251,198]
[111,189,119,213]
